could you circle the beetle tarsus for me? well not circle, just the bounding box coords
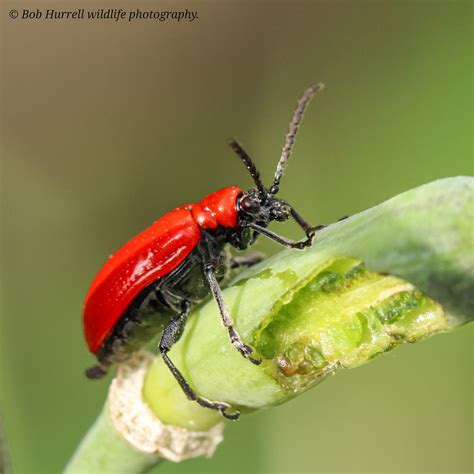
[220,406,241,421]
[85,364,108,379]
[229,327,262,365]
[196,398,240,420]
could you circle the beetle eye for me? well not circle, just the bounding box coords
[240,195,261,214]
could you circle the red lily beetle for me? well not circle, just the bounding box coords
[83,84,325,419]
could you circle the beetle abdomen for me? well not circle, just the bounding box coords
[88,280,172,377]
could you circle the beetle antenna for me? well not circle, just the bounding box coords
[228,138,267,198]
[269,83,324,195]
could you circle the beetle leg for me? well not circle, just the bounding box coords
[203,264,262,365]
[246,222,324,250]
[290,207,326,235]
[249,209,349,250]
[247,204,327,250]
[159,300,240,420]
[230,252,265,269]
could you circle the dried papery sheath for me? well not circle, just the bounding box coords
[108,351,224,461]
[65,353,224,473]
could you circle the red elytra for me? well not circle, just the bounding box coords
[83,186,242,353]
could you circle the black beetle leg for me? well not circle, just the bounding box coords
[290,207,319,234]
[247,222,317,250]
[247,203,328,250]
[203,264,262,365]
[159,300,241,420]
[291,206,328,238]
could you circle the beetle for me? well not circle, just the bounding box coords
[83,83,325,420]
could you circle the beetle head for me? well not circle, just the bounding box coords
[237,189,291,227]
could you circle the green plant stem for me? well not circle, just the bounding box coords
[64,406,160,474]
[66,177,473,472]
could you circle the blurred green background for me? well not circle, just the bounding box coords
[1,1,472,473]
